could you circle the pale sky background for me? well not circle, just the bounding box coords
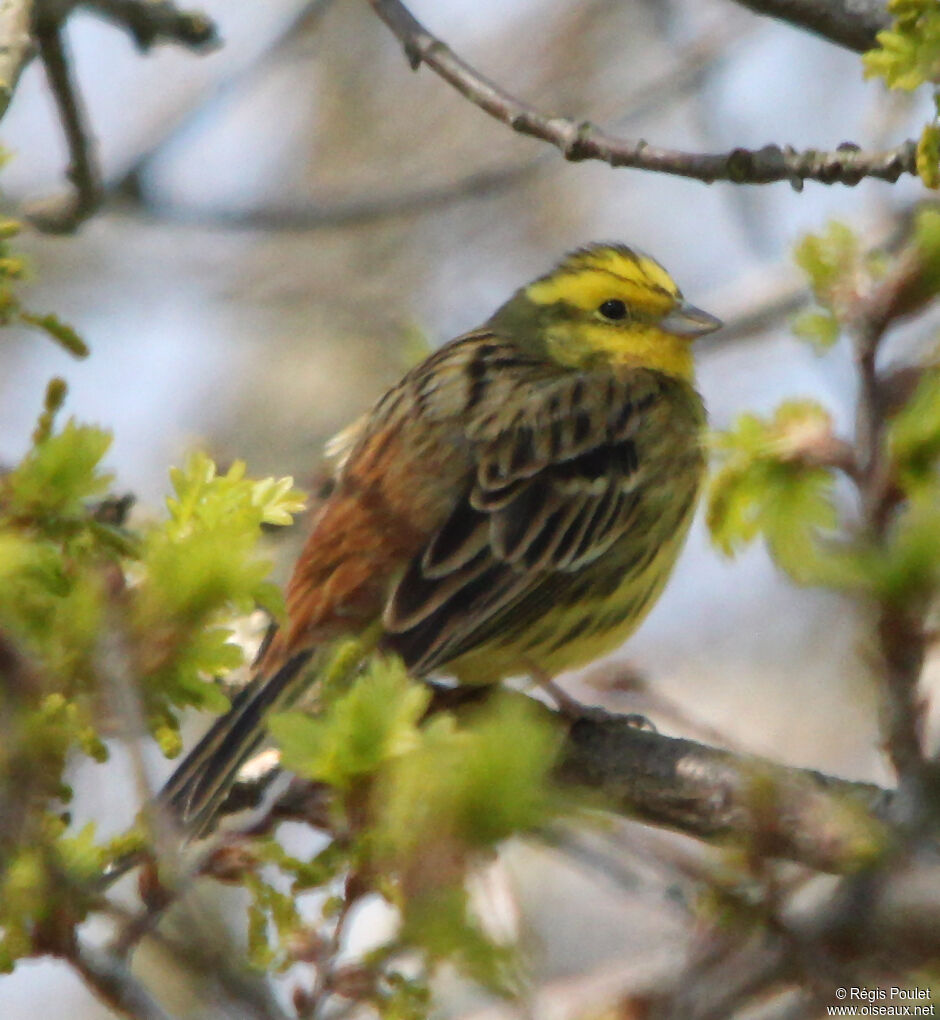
[0,1,932,1016]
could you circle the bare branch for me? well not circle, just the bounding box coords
[80,0,218,51]
[13,0,219,229]
[0,0,34,119]
[808,855,940,964]
[700,282,807,349]
[555,706,894,874]
[847,245,940,800]
[727,0,890,54]
[30,13,101,232]
[367,0,917,189]
[70,940,177,1020]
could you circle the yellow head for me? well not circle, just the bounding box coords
[487,243,721,381]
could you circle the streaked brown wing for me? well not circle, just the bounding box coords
[383,371,658,675]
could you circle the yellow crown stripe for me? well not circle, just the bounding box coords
[525,248,680,318]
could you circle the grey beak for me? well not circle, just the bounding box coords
[660,300,723,339]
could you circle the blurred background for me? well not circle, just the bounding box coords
[0,0,932,1015]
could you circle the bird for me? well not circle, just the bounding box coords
[160,242,721,838]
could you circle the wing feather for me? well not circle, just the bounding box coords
[384,370,663,675]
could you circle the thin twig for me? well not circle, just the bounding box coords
[131,161,539,232]
[699,283,807,349]
[367,0,917,190]
[113,0,332,195]
[307,872,364,1020]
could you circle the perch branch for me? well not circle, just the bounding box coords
[367,0,917,190]
[214,696,894,876]
[555,706,893,873]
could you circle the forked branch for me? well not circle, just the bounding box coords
[4,0,219,231]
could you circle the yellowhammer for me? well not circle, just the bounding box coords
[162,243,721,834]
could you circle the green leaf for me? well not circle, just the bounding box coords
[866,482,940,604]
[270,656,429,791]
[368,695,556,998]
[863,0,940,90]
[57,822,105,883]
[917,121,940,187]
[0,530,105,691]
[401,884,519,995]
[791,309,840,351]
[4,419,113,519]
[793,221,860,300]
[707,401,840,583]
[243,870,306,972]
[890,369,940,483]
[808,484,940,605]
[165,452,305,538]
[377,693,559,860]
[31,377,68,445]
[912,206,940,293]
[790,222,887,353]
[128,453,305,725]
[760,469,839,582]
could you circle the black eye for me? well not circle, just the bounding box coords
[599,299,627,320]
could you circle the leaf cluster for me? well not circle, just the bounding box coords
[707,401,839,583]
[263,661,560,1002]
[791,221,884,349]
[0,385,304,969]
[708,219,940,608]
[863,1,940,187]
[864,0,940,91]
[132,453,304,753]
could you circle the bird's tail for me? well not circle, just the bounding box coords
[157,645,315,839]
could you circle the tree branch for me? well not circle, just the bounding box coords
[727,0,890,54]
[848,245,940,807]
[79,0,217,51]
[555,706,893,874]
[367,0,916,190]
[69,940,176,1020]
[11,0,219,231]
[211,695,894,877]
[30,13,102,233]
